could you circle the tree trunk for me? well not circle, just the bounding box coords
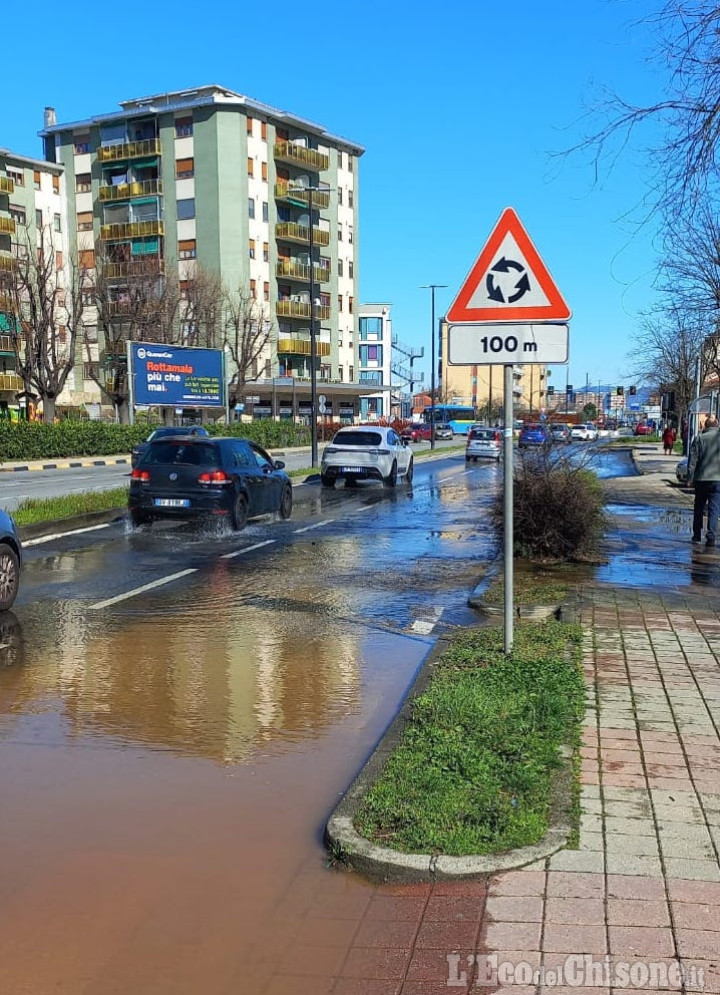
[43,396,56,424]
[117,399,131,424]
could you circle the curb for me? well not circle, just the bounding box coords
[0,457,131,472]
[324,635,574,883]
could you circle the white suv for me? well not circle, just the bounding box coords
[321,426,413,488]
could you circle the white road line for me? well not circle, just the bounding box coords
[293,519,335,533]
[87,569,197,610]
[354,504,378,514]
[24,522,113,546]
[221,539,276,560]
[409,606,445,635]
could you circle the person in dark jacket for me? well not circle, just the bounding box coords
[689,416,720,546]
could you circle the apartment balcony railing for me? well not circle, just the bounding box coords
[274,182,330,209]
[0,293,12,312]
[105,259,164,279]
[273,141,329,172]
[0,372,23,392]
[105,301,138,318]
[0,176,15,195]
[0,254,15,273]
[0,217,16,235]
[275,222,330,247]
[358,372,385,387]
[276,259,330,284]
[277,337,331,358]
[97,139,162,163]
[100,220,165,242]
[99,179,163,202]
[276,300,331,321]
[0,334,14,354]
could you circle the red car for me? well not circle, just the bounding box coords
[401,424,432,443]
[634,423,653,436]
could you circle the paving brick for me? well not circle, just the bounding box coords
[481,921,542,952]
[662,858,720,881]
[607,899,670,927]
[484,897,543,923]
[544,897,605,925]
[542,924,607,953]
[605,853,663,877]
[488,871,546,898]
[670,903,720,931]
[606,875,667,900]
[548,851,604,873]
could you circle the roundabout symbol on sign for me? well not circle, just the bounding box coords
[486,257,531,305]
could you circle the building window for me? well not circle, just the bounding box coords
[52,174,60,195]
[261,121,267,141]
[247,157,254,178]
[263,241,269,262]
[53,213,61,232]
[33,170,41,190]
[79,249,95,270]
[339,152,345,171]
[250,279,256,297]
[349,189,354,208]
[77,211,93,231]
[175,157,194,179]
[177,198,195,220]
[175,116,193,138]
[83,362,99,381]
[261,162,268,182]
[338,295,343,312]
[8,168,23,187]
[263,281,269,301]
[337,224,342,241]
[338,366,344,381]
[338,259,343,277]
[76,173,91,193]
[84,324,98,342]
[349,296,353,314]
[9,206,25,226]
[74,135,90,154]
[338,188,343,205]
[35,209,42,229]
[249,239,255,259]
[178,239,196,259]
[348,226,353,244]
[248,200,255,219]
[349,366,353,381]
[55,250,64,270]
[349,261,354,278]
[247,116,253,136]
[262,201,268,222]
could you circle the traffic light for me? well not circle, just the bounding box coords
[547,386,555,396]
[629,386,637,396]
[617,386,624,396]
[566,384,573,393]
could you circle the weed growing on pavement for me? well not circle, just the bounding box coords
[354,620,584,856]
[13,486,129,526]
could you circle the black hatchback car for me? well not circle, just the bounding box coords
[129,436,293,530]
[131,425,209,468]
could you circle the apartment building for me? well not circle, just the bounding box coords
[357,303,392,419]
[40,85,370,421]
[0,149,66,416]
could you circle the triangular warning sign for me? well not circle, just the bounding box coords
[446,208,571,324]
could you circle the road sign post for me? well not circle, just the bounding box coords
[503,363,514,654]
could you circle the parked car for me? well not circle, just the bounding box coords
[400,424,431,443]
[518,423,550,448]
[466,425,502,461]
[321,426,413,488]
[128,436,292,530]
[570,423,599,442]
[0,509,22,612]
[549,423,571,444]
[676,458,690,485]
[634,423,654,436]
[434,424,454,441]
[131,425,210,468]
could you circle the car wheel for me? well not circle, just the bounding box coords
[0,544,19,613]
[405,457,414,485]
[321,473,335,489]
[384,461,398,488]
[130,509,152,527]
[278,486,293,520]
[232,493,249,531]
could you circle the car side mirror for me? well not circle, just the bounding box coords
[273,459,285,470]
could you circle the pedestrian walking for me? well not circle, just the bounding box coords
[662,425,676,455]
[689,415,720,547]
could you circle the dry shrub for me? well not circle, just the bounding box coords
[493,450,607,561]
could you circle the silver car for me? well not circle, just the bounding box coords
[321,426,414,488]
[466,425,502,461]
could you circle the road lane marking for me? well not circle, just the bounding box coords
[293,519,335,533]
[87,569,197,610]
[221,540,276,560]
[409,606,445,635]
[354,503,379,513]
[24,523,114,546]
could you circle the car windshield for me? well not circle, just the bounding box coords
[523,425,544,432]
[471,428,496,440]
[142,441,219,466]
[332,431,383,447]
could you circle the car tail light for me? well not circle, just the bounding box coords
[130,469,150,482]
[198,470,231,484]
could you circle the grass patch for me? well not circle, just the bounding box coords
[13,486,129,526]
[354,620,584,856]
[482,571,569,606]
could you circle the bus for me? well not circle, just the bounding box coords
[421,404,476,435]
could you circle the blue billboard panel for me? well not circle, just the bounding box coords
[131,343,224,407]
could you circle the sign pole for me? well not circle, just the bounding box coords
[126,339,135,426]
[503,362,514,654]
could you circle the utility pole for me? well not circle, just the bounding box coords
[420,285,447,451]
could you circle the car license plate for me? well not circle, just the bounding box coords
[154,498,190,508]
[342,466,364,473]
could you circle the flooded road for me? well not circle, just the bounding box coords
[0,453,500,994]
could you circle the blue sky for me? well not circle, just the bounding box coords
[3,0,665,389]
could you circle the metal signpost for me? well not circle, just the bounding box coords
[446,208,571,654]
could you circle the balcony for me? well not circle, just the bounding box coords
[0,334,14,354]
[0,293,12,312]
[277,337,331,358]
[0,176,14,195]
[0,217,15,235]
[276,259,330,284]
[275,222,330,247]
[0,372,23,392]
[97,139,162,163]
[99,179,163,202]
[274,182,330,209]
[100,220,165,242]
[105,259,164,279]
[274,141,328,172]
[0,254,14,273]
[276,300,331,321]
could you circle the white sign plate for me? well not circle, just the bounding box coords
[447,323,569,365]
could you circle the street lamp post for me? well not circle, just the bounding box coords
[421,284,447,451]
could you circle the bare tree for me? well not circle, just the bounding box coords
[181,265,224,349]
[223,289,272,407]
[4,224,89,423]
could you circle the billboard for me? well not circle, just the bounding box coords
[129,343,224,408]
